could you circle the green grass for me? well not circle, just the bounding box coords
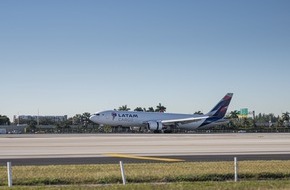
[0,160,290,187]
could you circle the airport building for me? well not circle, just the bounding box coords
[13,115,67,124]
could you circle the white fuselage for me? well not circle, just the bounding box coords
[90,110,218,130]
[89,93,233,131]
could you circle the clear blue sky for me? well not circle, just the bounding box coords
[1,0,290,120]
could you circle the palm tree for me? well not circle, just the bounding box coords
[0,115,10,125]
[134,107,144,112]
[194,111,203,115]
[227,110,240,130]
[282,112,290,127]
[118,105,130,111]
[146,107,155,112]
[155,103,166,112]
[72,114,82,125]
[82,112,92,126]
[282,112,289,121]
[229,110,239,119]
[277,117,284,127]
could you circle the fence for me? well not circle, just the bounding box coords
[1,158,290,187]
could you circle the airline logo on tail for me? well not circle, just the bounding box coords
[200,93,233,127]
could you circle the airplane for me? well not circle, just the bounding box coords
[89,93,233,133]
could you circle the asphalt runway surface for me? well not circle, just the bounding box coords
[1,133,290,165]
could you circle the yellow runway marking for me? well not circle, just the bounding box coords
[105,153,184,162]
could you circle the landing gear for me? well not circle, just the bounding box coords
[163,129,173,133]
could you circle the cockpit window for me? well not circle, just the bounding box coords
[94,113,100,116]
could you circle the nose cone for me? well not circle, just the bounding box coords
[89,115,96,122]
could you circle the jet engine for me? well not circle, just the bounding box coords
[147,121,163,132]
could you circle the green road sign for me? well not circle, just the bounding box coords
[240,108,248,116]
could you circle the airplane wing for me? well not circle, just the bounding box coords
[161,116,209,126]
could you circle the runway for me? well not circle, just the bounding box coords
[1,133,290,165]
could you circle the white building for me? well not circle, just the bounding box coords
[14,115,67,124]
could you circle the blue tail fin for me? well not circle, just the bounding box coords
[206,93,233,118]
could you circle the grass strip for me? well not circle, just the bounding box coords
[0,161,290,186]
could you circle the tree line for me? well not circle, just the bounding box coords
[117,103,166,112]
[1,107,290,133]
[227,111,290,130]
